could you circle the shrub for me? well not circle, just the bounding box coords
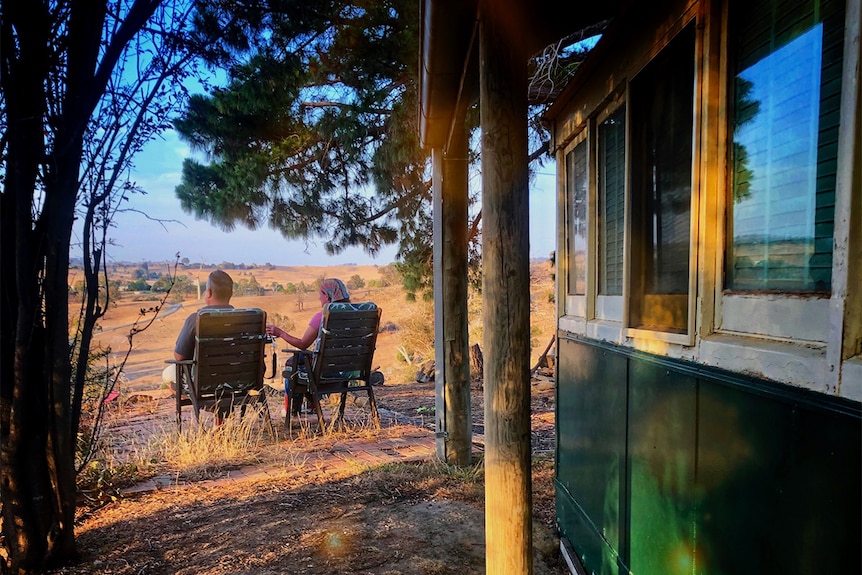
[128,278,150,291]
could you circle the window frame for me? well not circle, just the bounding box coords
[624,17,701,346]
[564,128,590,314]
[594,97,628,325]
[715,0,844,345]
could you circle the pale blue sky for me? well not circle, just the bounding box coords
[88,130,558,266]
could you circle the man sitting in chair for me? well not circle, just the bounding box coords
[162,269,234,396]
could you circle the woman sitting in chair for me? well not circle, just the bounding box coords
[266,278,351,416]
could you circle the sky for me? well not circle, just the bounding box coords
[85,130,558,267]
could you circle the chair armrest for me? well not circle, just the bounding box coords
[282,349,316,363]
[280,348,313,355]
[164,359,195,404]
[281,349,316,379]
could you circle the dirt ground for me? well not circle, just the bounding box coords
[54,262,562,575]
[56,377,562,575]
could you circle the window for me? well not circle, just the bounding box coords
[598,107,626,297]
[727,0,844,292]
[567,140,588,296]
[628,24,695,334]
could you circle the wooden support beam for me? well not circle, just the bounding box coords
[479,1,533,572]
[433,115,472,465]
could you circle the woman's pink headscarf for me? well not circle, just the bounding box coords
[320,278,350,303]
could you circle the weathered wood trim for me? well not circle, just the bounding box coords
[707,0,730,341]
[685,8,706,345]
[555,145,568,322]
[827,0,862,397]
[549,0,697,147]
[586,118,598,322]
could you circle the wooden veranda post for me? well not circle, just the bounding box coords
[479,1,533,572]
[433,117,472,465]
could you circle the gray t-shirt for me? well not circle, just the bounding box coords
[174,304,234,359]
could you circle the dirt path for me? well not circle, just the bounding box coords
[96,302,183,333]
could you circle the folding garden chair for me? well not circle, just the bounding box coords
[166,307,272,434]
[282,302,382,434]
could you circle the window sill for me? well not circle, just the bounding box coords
[719,293,830,344]
[626,326,693,347]
[559,315,587,335]
[700,333,828,391]
[558,316,627,345]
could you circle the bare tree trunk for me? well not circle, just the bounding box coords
[0,155,78,573]
[1,1,158,570]
[470,344,484,381]
[0,80,82,575]
[0,2,70,569]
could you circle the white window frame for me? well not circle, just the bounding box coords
[564,128,590,317]
[714,0,839,347]
[699,0,860,394]
[593,97,628,328]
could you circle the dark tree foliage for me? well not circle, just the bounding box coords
[174,0,430,265]
[174,1,586,299]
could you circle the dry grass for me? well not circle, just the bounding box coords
[85,393,405,496]
[143,410,269,481]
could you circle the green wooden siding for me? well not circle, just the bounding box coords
[556,335,862,575]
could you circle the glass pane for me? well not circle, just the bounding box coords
[727,0,843,291]
[598,107,626,296]
[567,141,588,296]
[629,24,695,334]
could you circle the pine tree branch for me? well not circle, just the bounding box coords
[300,101,391,115]
[528,140,549,163]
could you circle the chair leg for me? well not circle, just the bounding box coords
[338,392,348,420]
[175,363,186,433]
[330,392,348,432]
[367,386,381,429]
[312,391,327,433]
[176,386,182,432]
[284,394,293,437]
[189,395,202,428]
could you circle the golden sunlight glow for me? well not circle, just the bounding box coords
[319,529,355,558]
[667,540,698,575]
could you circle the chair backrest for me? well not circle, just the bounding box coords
[194,308,267,397]
[311,302,381,383]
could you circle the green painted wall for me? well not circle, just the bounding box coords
[556,335,861,575]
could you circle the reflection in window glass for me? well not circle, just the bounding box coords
[629,24,694,334]
[598,107,626,296]
[728,0,844,291]
[567,141,588,296]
